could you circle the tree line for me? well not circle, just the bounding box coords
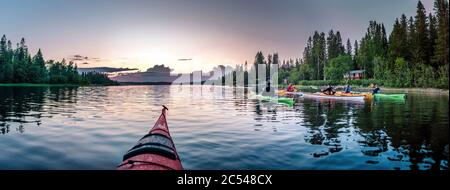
[281,0,448,88]
[222,0,448,89]
[0,36,117,85]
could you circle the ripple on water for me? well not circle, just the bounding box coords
[0,85,448,170]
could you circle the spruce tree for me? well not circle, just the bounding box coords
[0,35,6,82]
[336,31,345,55]
[428,13,438,68]
[353,40,359,69]
[408,16,417,63]
[327,30,336,60]
[433,0,449,68]
[414,0,430,65]
[346,38,352,56]
[31,49,47,83]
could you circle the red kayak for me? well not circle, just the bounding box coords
[117,106,183,170]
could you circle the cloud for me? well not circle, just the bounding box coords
[68,54,106,64]
[90,57,102,62]
[69,54,90,62]
[77,67,139,73]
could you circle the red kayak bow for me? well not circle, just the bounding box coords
[117,106,183,170]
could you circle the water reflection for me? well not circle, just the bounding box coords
[241,90,447,170]
[0,86,80,134]
[0,85,448,170]
[0,87,45,134]
[297,100,360,158]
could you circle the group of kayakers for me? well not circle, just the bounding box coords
[285,83,381,95]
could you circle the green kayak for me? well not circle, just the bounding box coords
[373,93,406,100]
[256,95,294,105]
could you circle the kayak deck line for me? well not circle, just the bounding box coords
[117,159,176,170]
[117,105,183,170]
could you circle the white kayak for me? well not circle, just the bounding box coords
[302,93,365,101]
[284,92,304,96]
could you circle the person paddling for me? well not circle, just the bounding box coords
[322,85,335,95]
[343,84,352,94]
[286,83,296,92]
[262,81,276,96]
[372,84,381,94]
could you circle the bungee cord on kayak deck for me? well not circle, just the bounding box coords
[117,160,175,170]
[118,105,183,170]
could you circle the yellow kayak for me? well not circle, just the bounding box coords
[335,91,373,99]
[277,90,302,96]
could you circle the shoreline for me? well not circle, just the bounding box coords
[0,83,116,87]
[2,83,449,96]
[353,87,449,95]
[0,83,81,87]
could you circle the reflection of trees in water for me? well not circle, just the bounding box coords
[232,87,250,110]
[0,86,79,134]
[47,87,79,103]
[0,123,9,134]
[0,87,46,133]
[355,95,449,170]
[301,99,361,157]
[252,91,291,133]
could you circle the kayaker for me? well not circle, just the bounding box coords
[343,85,352,93]
[372,84,381,94]
[322,85,336,95]
[286,83,296,92]
[261,82,276,96]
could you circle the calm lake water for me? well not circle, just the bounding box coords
[0,85,448,170]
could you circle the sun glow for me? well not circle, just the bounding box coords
[126,49,177,71]
[133,50,175,63]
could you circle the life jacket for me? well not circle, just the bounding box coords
[287,85,295,92]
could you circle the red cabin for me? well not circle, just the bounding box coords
[344,70,365,80]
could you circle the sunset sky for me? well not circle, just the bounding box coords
[1,0,434,73]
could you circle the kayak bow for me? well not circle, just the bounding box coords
[256,95,295,105]
[117,105,183,170]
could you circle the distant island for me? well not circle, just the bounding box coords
[111,64,227,84]
[77,67,138,74]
